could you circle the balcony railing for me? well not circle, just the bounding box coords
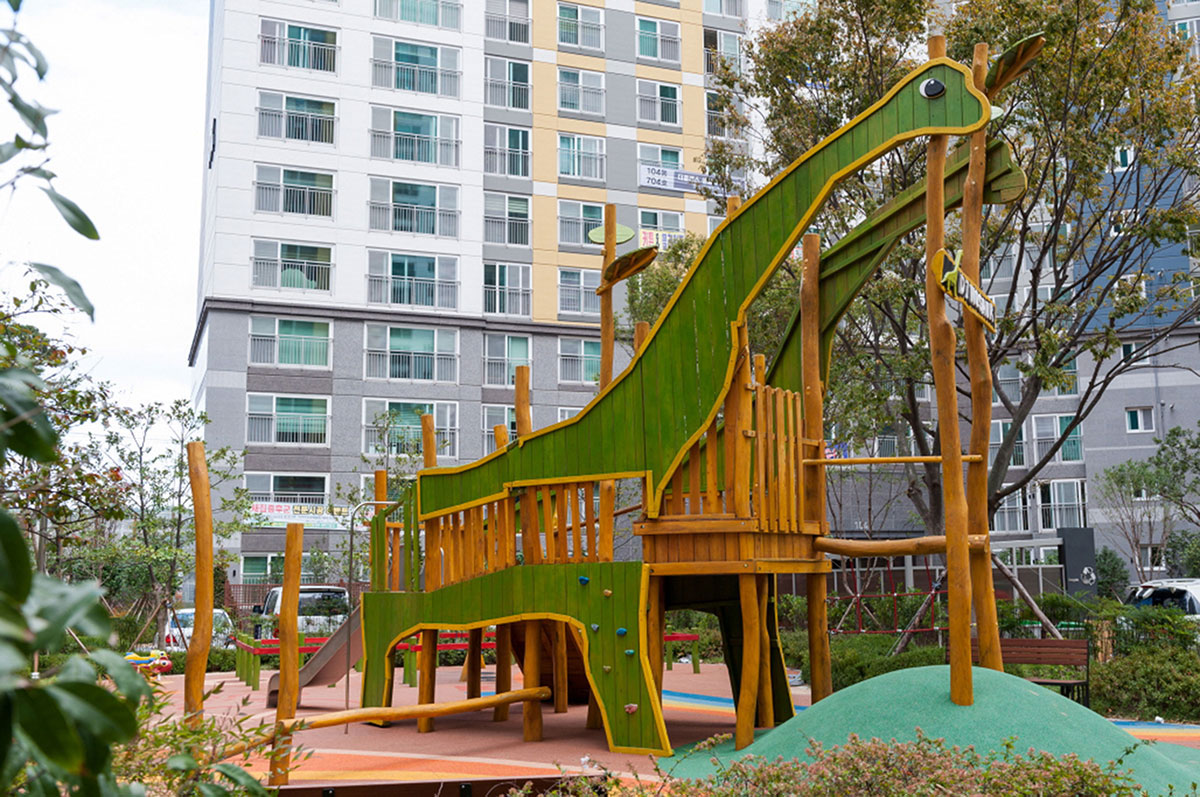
[259,36,338,73]
[707,110,730,138]
[366,275,458,309]
[559,354,600,384]
[369,129,460,166]
[707,0,743,16]
[365,350,458,382]
[254,183,333,217]
[558,18,603,49]
[485,79,531,110]
[1040,502,1086,531]
[704,49,741,76]
[558,148,605,181]
[484,216,531,246]
[251,257,332,291]
[483,356,531,386]
[559,285,601,315]
[1035,436,1083,463]
[558,83,604,115]
[374,0,461,29]
[249,334,331,367]
[258,108,336,144]
[485,13,530,43]
[559,216,602,246]
[988,439,1027,468]
[483,286,532,317]
[484,146,530,177]
[371,60,460,98]
[248,412,329,445]
[365,424,456,458]
[992,504,1028,533]
[368,202,460,237]
[638,96,680,125]
[638,31,680,62]
[250,491,327,506]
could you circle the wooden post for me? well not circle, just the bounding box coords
[732,324,753,519]
[492,423,514,721]
[647,576,665,695]
[467,628,483,700]
[269,522,304,786]
[962,42,1003,673]
[924,34,973,706]
[799,233,832,703]
[515,366,541,564]
[598,206,618,557]
[755,574,774,728]
[418,415,440,732]
[552,622,569,713]
[184,442,214,728]
[734,573,760,750]
[522,619,543,741]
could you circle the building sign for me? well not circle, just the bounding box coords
[934,249,996,333]
[251,501,349,531]
[638,163,718,194]
[638,228,688,249]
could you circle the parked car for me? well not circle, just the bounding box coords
[1124,579,1200,618]
[252,585,350,638]
[165,608,236,651]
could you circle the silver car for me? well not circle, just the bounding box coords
[165,608,236,651]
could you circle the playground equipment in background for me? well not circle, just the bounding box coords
[234,634,330,691]
[123,649,172,678]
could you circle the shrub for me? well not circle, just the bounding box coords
[166,649,238,675]
[1092,646,1200,722]
[776,594,807,629]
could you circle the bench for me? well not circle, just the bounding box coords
[950,637,1090,706]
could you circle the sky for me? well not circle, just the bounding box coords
[0,0,209,410]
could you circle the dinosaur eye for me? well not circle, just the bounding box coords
[920,78,945,99]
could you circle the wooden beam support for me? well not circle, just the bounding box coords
[755,574,774,728]
[466,628,483,700]
[735,573,760,750]
[815,534,991,557]
[493,624,513,722]
[552,621,569,714]
[522,620,543,741]
[184,441,213,729]
[269,521,304,786]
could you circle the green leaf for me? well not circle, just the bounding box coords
[22,38,47,79]
[0,367,57,463]
[0,511,32,602]
[89,649,150,705]
[13,687,83,772]
[7,0,21,12]
[49,682,138,743]
[213,762,270,794]
[29,576,107,650]
[0,697,11,792]
[166,752,198,772]
[0,141,18,164]
[40,187,98,240]
[56,655,96,683]
[9,92,50,138]
[28,263,93,320]
[195,784,229,797]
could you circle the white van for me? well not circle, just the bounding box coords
[253,585,350,637]
[1124,579,1200,619]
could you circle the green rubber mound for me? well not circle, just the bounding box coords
[664,666,1200,795]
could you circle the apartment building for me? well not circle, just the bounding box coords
[190,0,805,582]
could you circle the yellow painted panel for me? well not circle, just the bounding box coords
[634,1,686,21]
[531,195,562,252]
[685,211,709,236]
[531,264,559,322]
[532,127,561,183]
[556,50,606,71]
[554,117,607,137]
[544,250,606,269]
[557,184,608,202]
[531,0,558,50]
[532,62,561,116]
[634,193,686,211]
[635,127,687,147]
[634,63,688,83]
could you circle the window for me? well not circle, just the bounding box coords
[483,263,532,316]
[484,333,530,386]
[558,407,582,421]
[484,193,531,246]
[375,0,462,30]
[708,215,723,235]
[486,0,529,42]
[1139,544,1166,574]
[367,251,458,309]
[368,178,459,237]
[1181,19,1200,60]
[559,200,603,246]
[1114,146,1133,171]
[371,37,460,98]
[363,399,457,458]
[482,405,517,454]
[559,268,600,315]
[638,143,681,170]
[484,125,530,177]
[992,486,1029,533]
[365,325,457,382]
[993,359,1021,402]
[1109,208,1135,237]
[640,208,682,231]
[703,29,741,76]
[558,68,604,115]
[637,80,680,125]
[246,473,327,505]
[707,91,730,137]
[1121,341,1140,362]
[369,107,459,166]
[259,20,338,73]
[1033,414,1083,463]
[251,240,332,292]
[1041,357,1078,397]
[257,92,335,144]
[704,0,743,16]
[1039,480,1086,532]
[988,420,1025,468]
[249,317,331,367]
[247,394,329,445]
[637,17,680,63]
[767,0,810,19]
[1126,407,1154,432]
[558,134,606,180]
[254,166,333,217]
[559,338,601,384]
[558,3,602,49]
[485,58,531,110]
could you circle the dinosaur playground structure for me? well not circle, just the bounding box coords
[181,36,1045,780]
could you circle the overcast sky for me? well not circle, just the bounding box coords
[1,0,208,410]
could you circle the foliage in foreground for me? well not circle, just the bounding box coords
[1092,646,1200,723]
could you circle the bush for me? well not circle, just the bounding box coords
[167,649,239,674]
[1092,645,1200,722]
[776,594,807,629]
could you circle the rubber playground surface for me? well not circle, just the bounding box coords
[160,663,1200,787]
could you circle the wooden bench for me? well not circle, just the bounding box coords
[949,637,1090,706]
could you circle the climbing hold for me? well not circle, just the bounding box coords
[624,703,639,714]
[603,589,612,597]
[578,576,590,585]
[624,649,635,656]
[616,627,627,637]
[591,623,600,632]
[603,665,612,673]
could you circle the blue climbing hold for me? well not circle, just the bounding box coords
[624,649,635,656]
[578,576,590,585]
[616,627,628,637]
[591,623,600,632]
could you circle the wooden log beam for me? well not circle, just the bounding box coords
[184,442,213,728]
[523,620,544,741]
[269,521,304,786]
[814,534,989,557]
[735,573,761,749]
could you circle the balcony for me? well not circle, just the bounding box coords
[638,95,680,125]
[254,183,333,217]
[1035,435,1083,463]
[483,356,531,386]
[249,334,331,367]
[371,60,460,98]
[988,439,1028,469]
[484,216,531,246]
[704,49,741,77]
[558,18,603,49]
[368,202,460,237]
[484,146,531,178]
[249,491,327,506]
[707,110,730,138]
[259,36,338,73]
[369,129,460,166]
[706,0,743,16]
[365,350,458,382]
[992,503,1028,533]
[557,83,604,115]
[374,0,461,29]
[258,108,336,144]
[485,79,531,110]
[485,13,530,43]
[483,286,532,317]
[559,284,600,315]
[1040,502,1086,531]
[559,354,600,384]
[559,216,602,246]
[638,31,680,63]
[248,412,328,445]
[365,424,456,458]
[366,274,458,309]
[558,149,605,181]
[251,257,332,292]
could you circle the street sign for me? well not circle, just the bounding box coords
[934,248,996,333]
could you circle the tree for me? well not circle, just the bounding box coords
[1095,546,1132,599]
[701,0,1200,534]
[1148,421,1200,529]
[1164,529,1200,580]
[1093,460,1176,581]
